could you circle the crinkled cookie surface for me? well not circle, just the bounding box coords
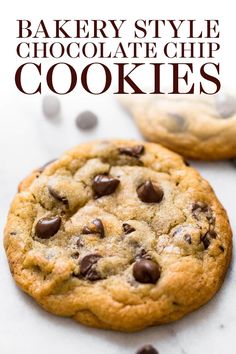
[4,140,232,331]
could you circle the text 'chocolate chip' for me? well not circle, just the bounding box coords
[92,175,120,198]
[137,181,164,203]
[133,259,161,284]
[35,216,61,239]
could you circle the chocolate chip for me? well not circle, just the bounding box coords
[75,110,98,130]
[38,159,57,173]
[219,245,225,252]
[92,175,120,198]
[133,259,161,284]
[35,216,61,239]
[80,254,102,281]
[184,234,192,244]
[48,186,68,205]
[168,113,187,132]
[201,234,210,249]
[137,181,164,203]
[119,145,144,158]
[136,345,158,354]
[183,159,190,166]
[42,95,61,118]
[215,94,236,118]
[76,238,84,248]
[136,248,152,260]
[192,202,208,213]
[10,232,17,235]
[71,251,80,259]
[201,230,217,249]
[122,223,135,235]
[82,218,105,238]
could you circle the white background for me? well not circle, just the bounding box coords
[0,1,235,354]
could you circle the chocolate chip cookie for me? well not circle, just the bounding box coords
[4,140,232,331]
[120,93,236,160]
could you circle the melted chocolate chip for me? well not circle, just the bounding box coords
[184,234,192,244]
[168,113,187,132]
[133,259,161,284]
[80,254,102,281]
[137,345,158,354]
[48,186,68,205]
[35,216,61,239]
[192,202,208,213]
[92,175,120,198]
[38,159,57,173]
[219,245,225,252]
[82,218,105,238]
[122,223,135,235]
[71,251,80,259]
[137,181,164,203]
[76,238,84,248]
[119,145,144,158]
[201,230,217,249]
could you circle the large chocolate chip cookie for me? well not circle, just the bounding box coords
[4,140,232,331]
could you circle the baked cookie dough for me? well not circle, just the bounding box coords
[4,140,232,331]
[120,93,236,160]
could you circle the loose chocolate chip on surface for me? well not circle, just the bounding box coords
[184,234,192,244]
[92,175,120,198]
[119,145,144,158]
[75,110,98,130]
[122,223,135,235]
[136,344,159,354]
[48,186,68,205]
[215,94,236,118]
[35,216,61,239]
[42,95,61,118]
[137,181,164,203]
[80,254,102,281]
[133,259,161,284]
[82,218,105,238]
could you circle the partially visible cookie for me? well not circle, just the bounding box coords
[4,140,232,331]
[120,93,236,160]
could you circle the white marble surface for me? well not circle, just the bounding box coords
[0,93,235,354]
